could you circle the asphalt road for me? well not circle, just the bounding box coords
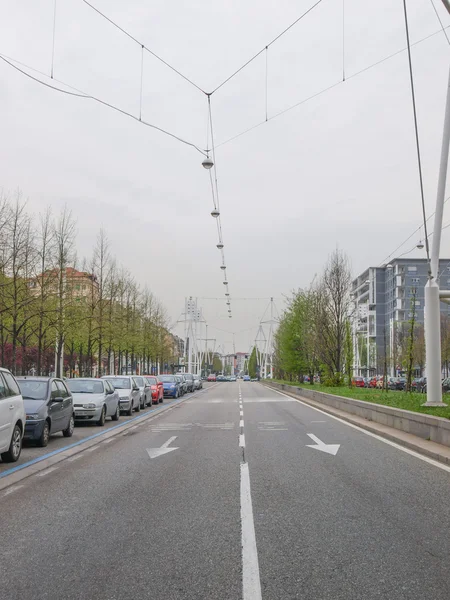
[0,387,204,473]
[1,381,450,600]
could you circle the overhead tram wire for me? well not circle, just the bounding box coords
[378,199,450,268]
[430,0,450,44]
[402,0,431,267]
[214,25,450,150]
[81,0,207,95]
[210,0,324,94]
[0,53,206,156]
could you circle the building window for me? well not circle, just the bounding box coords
[408,266,417,272]
[411,277,420,283]
[415,301,420,306]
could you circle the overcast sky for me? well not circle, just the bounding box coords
[1,0,450,354]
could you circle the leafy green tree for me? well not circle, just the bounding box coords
[248,346,257,378]
[344,319,353,387]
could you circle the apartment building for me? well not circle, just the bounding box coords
[351,257,450,375]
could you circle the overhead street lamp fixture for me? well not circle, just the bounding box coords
[202,154,214,169]
[217,243,224,249]
[225,293,230,296]
[220,265,226,270]
[223,281,228,285]
[211,209,220,218]
[417,240,424,249]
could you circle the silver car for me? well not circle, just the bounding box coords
[101,376,141,416]
[193,375,203,390]
[132,376,152,409]
[67,378,120,426]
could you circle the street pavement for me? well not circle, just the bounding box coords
[0,389,203,474]
[1,381,450,599]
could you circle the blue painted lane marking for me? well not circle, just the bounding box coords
[0,395,188,479]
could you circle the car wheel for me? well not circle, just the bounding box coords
[37,420,50,447]
[97,406,106,427]
[63,414,75,437]
[1,424,23,462]
[135,400,141,413]
[111,403,120,421]
[127,402,133,417]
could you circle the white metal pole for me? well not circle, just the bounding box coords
[424,61,450,406]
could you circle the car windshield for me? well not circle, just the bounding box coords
[146,377,157,385]
[17,380,48,400]
[134,377,145,386]
[67,380,104,394]
[160,375,175,383]
[103,377,131,389]
[185,374,193,380]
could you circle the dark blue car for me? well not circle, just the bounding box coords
[16,377,75,447]
[159,374,180,398]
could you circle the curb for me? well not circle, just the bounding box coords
[0,384,214,492]
[264,383,450,466]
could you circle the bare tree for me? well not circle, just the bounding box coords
[0,196,37,373]
[316,250,352,384]
[53,206,76,377]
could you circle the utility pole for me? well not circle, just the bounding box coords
[423,0,450,406]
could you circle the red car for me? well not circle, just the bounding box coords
[352,376,365,388]
[207,374,217,382]
[144,376,163,404]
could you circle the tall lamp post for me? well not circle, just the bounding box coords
[423,0,450,406]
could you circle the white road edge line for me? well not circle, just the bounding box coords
[36,467,58,477]
[265,385,450,474]
[239,434,246,447]
[240,419,244,428]
[3,484,24,496]
[240,410,244,417]
[241,462,262,600]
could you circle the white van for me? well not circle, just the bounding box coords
[0,367,26,462]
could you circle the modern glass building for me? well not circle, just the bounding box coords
[351,258,450,376]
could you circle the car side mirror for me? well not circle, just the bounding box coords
[133,386,139,391]
[107,389,114,395]
[52,396,64,403]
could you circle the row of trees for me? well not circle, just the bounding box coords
[0,192,175,376]
[273,248,450,389]
[274,250,353,385]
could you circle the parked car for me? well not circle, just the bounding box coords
[368,377,377,388]
[352,376,365,388]
[182,373,195,393]
[441,377,450,393]
[207,374,216,382]
[376,376,385,389]
[132,376,151,409]
[387,377,405,391]
[101,376,141,415]
[229,376,237,382]
[160,374,181,398]
[177,374,188,395]
[17,376,74,447]
[144,376,163,404]
[243,375,251,381]
[0,367,26,462]
[412,377,427,393]
[193,374,203,390]
[67,378,120,425]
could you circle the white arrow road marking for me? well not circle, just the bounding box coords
[306,433,340,456]
[146,436,179,459]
